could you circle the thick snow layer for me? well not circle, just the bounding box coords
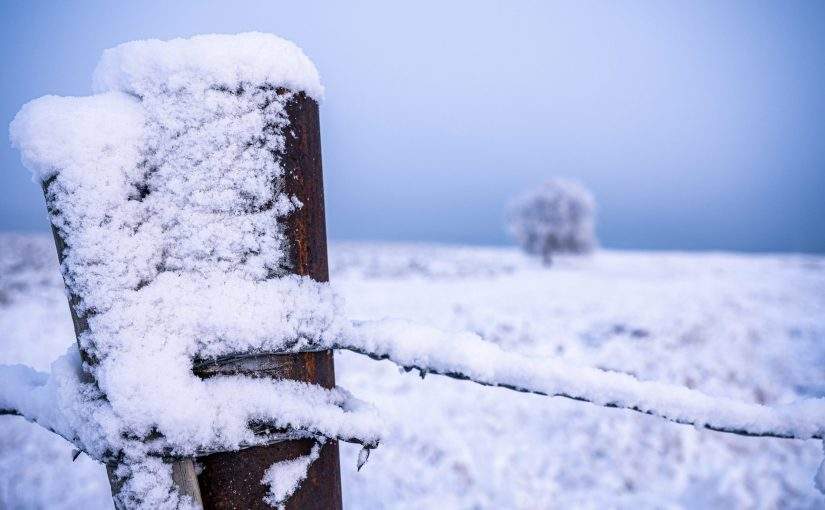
[2,236,824,508]
[9,92,144,183]
[93,32,323,100]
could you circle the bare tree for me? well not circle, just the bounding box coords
[506,178,597,265]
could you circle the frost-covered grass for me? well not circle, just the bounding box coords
[1,234,823,508]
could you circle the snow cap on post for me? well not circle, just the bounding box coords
[9,92,145,183]
[92,32,324,100]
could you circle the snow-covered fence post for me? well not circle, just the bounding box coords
[192,91,343,509]
[15,34,344,509]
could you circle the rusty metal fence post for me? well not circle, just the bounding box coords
[193,91,342,509]
[44,90,341,509]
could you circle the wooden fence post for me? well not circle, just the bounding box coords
[193,91,342,509]
[45,89,341,508]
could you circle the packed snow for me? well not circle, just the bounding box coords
[1,235,824,508]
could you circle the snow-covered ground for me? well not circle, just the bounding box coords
[1,233,824,509]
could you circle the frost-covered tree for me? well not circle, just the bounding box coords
[506,178,597,265]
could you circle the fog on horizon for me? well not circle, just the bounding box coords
[1,1,823,253]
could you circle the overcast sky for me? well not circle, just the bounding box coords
[2,1,824,252]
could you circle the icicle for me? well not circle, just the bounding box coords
[356,446,371,472]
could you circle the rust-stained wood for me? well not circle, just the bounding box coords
[196,92,342,510]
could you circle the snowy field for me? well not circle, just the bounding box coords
[1,233,824,509]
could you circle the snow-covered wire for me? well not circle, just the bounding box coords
[0,350,382,465]
[338,319,825,441]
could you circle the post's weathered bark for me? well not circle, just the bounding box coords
[195,92,342,510]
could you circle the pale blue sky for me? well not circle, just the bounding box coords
[2,1,824,252]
